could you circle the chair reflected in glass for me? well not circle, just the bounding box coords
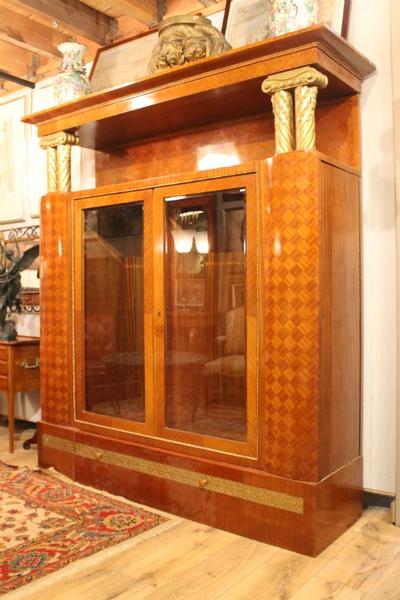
[204,305,246,440]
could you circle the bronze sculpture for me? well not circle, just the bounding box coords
[0,240,39,341]
[148,15,231,74]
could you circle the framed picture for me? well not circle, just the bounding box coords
[0,97,27,223]
[175,278,205,308]
[90,29,159,93]
[224,0,271,47]
[318,0,351,37]
[224,0,351,47]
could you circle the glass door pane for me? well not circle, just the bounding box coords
[164,189,247,441]
[83,202,145,422]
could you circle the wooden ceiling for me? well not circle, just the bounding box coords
[0,0,226,95]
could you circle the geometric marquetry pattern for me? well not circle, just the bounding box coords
[40,193,71,425]
[264,153,320,482]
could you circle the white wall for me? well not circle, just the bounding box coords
[348,0,397,494]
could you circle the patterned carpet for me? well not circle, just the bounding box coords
[0,461,167,594]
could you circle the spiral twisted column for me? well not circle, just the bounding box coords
[295,85,319,151]
[270,90,295,154]
[40,131,80,192]
[262,67,328,154]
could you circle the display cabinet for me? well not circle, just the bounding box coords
[24,25,374,555]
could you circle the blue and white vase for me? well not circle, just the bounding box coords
[55,42,90,104]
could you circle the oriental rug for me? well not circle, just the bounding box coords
[0,461,167,595]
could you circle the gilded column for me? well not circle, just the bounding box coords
[46,147,57,193]
[270,90,295,154]
[39,131,79,192]
[57,144,72,192]
[262,67,328,154]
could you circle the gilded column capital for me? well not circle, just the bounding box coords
[39,131,79,150]
[39,131,79,192]
[261,67,328,95]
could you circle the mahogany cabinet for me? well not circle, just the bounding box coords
[24,25,374,555]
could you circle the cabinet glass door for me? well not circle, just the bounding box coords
[74,192,152,430]
[154,174,258,456]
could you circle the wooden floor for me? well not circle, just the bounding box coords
[2,422,400,600]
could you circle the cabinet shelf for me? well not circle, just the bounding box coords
[23,24,374,151]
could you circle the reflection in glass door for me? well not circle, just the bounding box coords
[164,189,247,441]
[83,202,145,422]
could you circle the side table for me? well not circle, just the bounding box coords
[0,336,40,453]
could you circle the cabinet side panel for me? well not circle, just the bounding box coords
[40,193,71,425]
[263,153,320,482]
[319,162,361,477]
[316,96,360,171]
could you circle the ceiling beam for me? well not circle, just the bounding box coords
[0,71,35,88]
[0,6,70,58]
[107,0,157,24]
[0,40,43,79]
[9,0,117,45]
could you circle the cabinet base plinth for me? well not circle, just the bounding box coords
[38,422,362,556]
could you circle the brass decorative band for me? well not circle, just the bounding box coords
[262,67,328,154]
[43,434,75,453]
[42,434,304,514]
[40,131,80,193]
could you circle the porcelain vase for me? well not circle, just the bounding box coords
[269,0,317,37]
[54,42,90,104]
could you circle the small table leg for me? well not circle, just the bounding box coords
[7,390,15,454]
[7,350,15,454]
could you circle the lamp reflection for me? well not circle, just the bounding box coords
[171,229,209,254]
[194,231,209,254]
[171,229,195,253]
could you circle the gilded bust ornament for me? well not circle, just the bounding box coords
[148,15,231,73]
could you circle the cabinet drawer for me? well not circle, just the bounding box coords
[0,347,8,361]
[0,361,8,376]
[0,374,7,390]
[14,347,40,391]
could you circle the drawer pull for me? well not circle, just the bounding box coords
[20,357,40,370]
